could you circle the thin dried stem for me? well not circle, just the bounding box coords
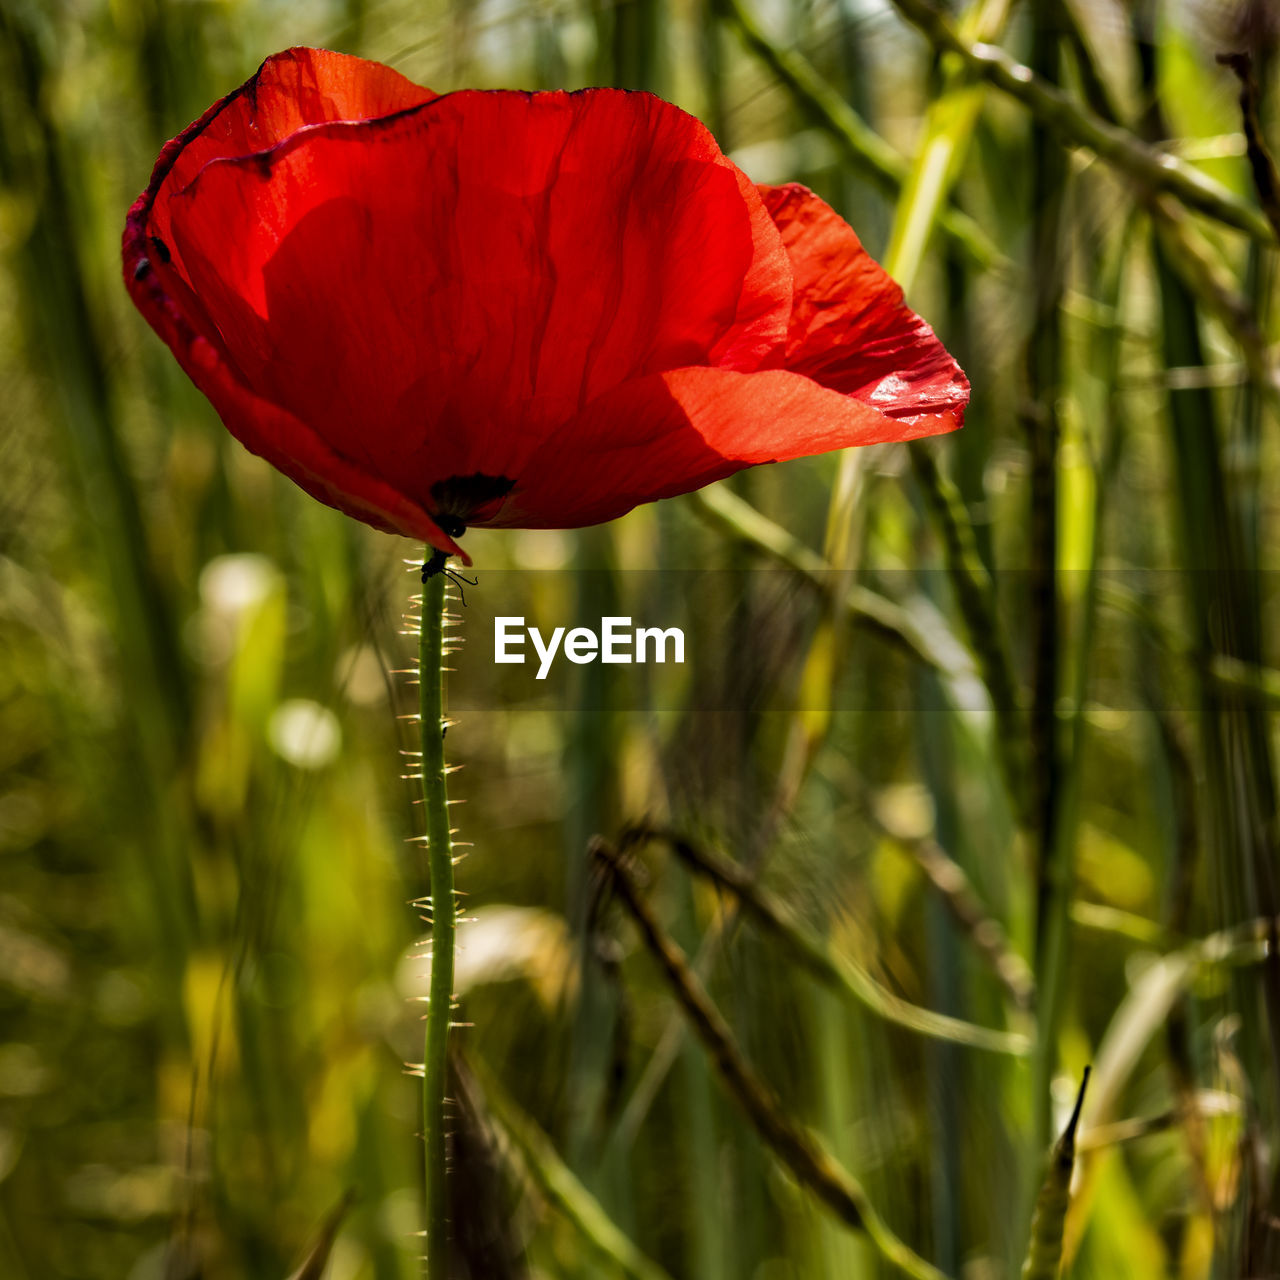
[689,484,971,678]
[864,808,1036,1011]
[1217,52,1280,242]
[909,444,1028,823]
[591,838,947,1280]
[626,825,1028,1053]
[471,1057,676,1280]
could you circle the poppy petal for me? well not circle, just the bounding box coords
[166,321,467,556]
[131,48,437,272]
[759,183,969,430]
[485,365,955,529]
[138,87,792,531]
[122,54,462,555]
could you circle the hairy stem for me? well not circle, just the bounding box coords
[419,558,456,1280]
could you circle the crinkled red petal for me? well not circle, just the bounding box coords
[485,366,949,529]
[760,182,969,431]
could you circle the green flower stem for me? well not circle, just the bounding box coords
[419,557,456,1280]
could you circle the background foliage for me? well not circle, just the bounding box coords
[2,0,1280,1276]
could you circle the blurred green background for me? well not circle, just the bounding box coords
[3,0,1280,1276]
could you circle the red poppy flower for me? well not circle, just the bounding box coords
[124,48,968,562]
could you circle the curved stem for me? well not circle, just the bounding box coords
[419,558,455,1280]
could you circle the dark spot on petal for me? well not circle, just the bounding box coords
[430,473,515,533]
[150,236,171,265]
[133,257,151,281]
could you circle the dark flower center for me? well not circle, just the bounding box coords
[430,473,515,536]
